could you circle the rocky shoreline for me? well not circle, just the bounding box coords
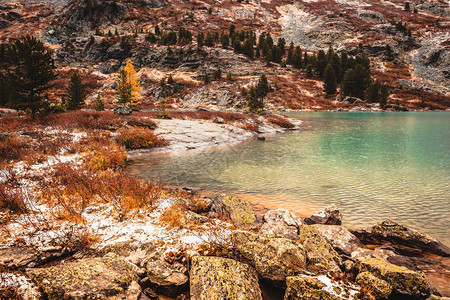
[1,195,449,299]
[1,113,449,300]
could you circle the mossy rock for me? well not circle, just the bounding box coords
[284,276,342,300]
[356,271,393,299]
[26,252,139,300]
[230,230,306,283]
[212,195,258,227]
[298,225,342,274]
[358,257,431,298]
[190,256,262,300]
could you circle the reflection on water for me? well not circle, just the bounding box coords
[126,112,450,245]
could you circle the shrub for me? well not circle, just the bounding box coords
[160,201,187,228]
[264,115,295,128]
[116,126,167,150]
[0,182,28,214]
[242,122,259,132]
[41,164,163,222]
[0,134,26,163]
[84,143,127,171]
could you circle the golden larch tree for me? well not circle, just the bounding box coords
[124,59,142,109]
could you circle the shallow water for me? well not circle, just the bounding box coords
[126,112,450,245]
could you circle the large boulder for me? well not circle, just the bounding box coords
[351,220,450,257]
[190,256,262,300]
[355,272,392,299]
[211,195,258,227]
[0,246,69,269]
[260,209,302,240]
[230,230,306,283]
[304,204,342,225]
[145,259,188,297]
[114,105,132,115]
[358,258,432,299]
[314,225,360,256]
[297,225,342,274]
[284,275,350,300]
[26,252,141,300]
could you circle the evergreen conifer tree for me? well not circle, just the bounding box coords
[116,69,132,106]
[323,64,337,95]
[93,94,104,111]
[2,35,57,112]
[65,71,86,110]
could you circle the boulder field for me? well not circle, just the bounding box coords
[1,195,449,300]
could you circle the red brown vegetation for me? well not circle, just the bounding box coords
[0,182,28,214]
[116,126,168,150]
[263,114,294,128]
[41,164,163,222]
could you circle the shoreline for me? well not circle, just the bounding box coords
[127,115,302,157]
[1,110,449,299]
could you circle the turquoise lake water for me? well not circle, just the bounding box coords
[126,112,450,245]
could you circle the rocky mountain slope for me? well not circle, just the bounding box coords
[0,0,448,110]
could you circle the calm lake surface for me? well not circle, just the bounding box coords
[126,112,450,245]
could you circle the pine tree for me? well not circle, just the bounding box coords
[93,94,104,111]
[65,71,86,110]
[306,64,313,78]
[255,73,271,105]
[316,50,327,78]
[116,69,132,105]
[330,53,342,83]
[323,64,337,95]
[379,84,389,108]
[246,86,261,113]
[366,82,380,103]
[123,59,142,109]
[2,35,57,112]
[287,42,294,65]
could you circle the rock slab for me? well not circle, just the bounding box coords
[230,230,306,283]
[27,252,140,300]
[260,209,302,240]
[190,256,262,300]
[304,204,342,225]
[212,195,258,227]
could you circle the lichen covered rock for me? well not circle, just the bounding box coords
[284,276,342,300]
[230,230,306,283]
[352,220,450,257]
[260,209,302,239]
[358,258,431,298]
[190,256,262,300]
[314,224,360,255]
[298,225,342,274]
[146,259,188,297]
[212,195,258,227]
[304,204,342,225]
[26,252,140,300]
[356,271,393,299]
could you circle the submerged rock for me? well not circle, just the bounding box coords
[260,209,302,240]
[352,220,450,257]
[358,257,432,299]
[190,256,262,300]
[314,225,360,255]
[304,204,342,225]
[211,195,258,227]
[230,230,306,283]
[26,252,140,300]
